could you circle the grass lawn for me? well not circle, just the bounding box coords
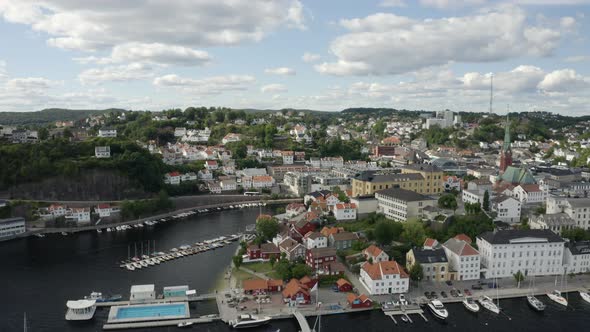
[232,267,263,285]
[243,261,274,274]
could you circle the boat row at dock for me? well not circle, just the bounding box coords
[119,234,253,271]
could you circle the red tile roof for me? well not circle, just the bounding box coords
[454,234,472,244]
[364,244,384,258]
[362,261,408,280]
[423,238,437,247]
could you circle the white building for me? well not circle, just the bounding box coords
[205,160,219,170]
[462,189,486,205]
[304,232,328,249]
[363,245,390,263]
[333,203,357,221]
[164,172,181,185]
[476,229,565,279]
[65,208,91,224]
[375,188,436,222]
[282,151,294,165]
[94,146,111,158]
[359,261,409,295]
[130,284,156,304]
[222,133,242,145]
[512,184,547,204]
[220,179,237,191]
[251,175,274,189]
[96,204,119,218]
[174,127,186,137]
[442,238,480,281]
[529,213,577,235]
[0,217,26,240]
[564,241,590,274]
[98,128,117,138]
[491,195,521,224]
[547,196,590,230]
[198,169,213,180]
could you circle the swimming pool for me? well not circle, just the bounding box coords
[108,302,190,323]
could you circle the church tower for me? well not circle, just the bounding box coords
[499,115,512,173]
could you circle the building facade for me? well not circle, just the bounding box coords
[359,261,409,295]
[375,188,436,222]
[0,217,26,240]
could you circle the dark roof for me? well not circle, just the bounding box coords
[375,188,432,202]
[412,247,448,264]
[478,229,564,245]
[566,241,590,255]
[402,164,441,172]
[308,247,337,257]
[330,232,358,241]
[353,171,423,183]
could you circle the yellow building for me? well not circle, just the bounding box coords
[406,247,451,282]
[351,172,425,197]
[400,164,444,195]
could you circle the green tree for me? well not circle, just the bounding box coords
[561,227,590,241]
[232,255,243,269]
[514,270,525,287]
[374,220,403,245]
[38,127,49,140]
[483,190,490,211]
[438,194,458,212]
[401,220,426,246]
[256,217,280,241]
[275,259,292,280]
[409,262,424,281]
[269,256,277,268]
[291,263,312,279]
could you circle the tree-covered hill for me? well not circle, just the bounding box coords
[0,108,126,126]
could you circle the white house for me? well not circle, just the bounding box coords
[304,232,328,249]
[282,151,294,165]
[286,203,307,218]
[359,261,409,295]
[164,172,181,185]
[208,182,222,194]
[96,204,119,217]
[222,133,242,145]
[198,169,213,180]
[220,179,237,191]
[48,204,68,217]
[98,128,117,138]
[529,213,577,235]
[0,217,26,239]
[491,195,521,224]
[363,245,390,263]
[333,203,357,221]
[564,240,590,274]
[375,188,437,222]
[512,184,547,204]
[181,172,197,182]
[66,208,91,224]
[251,175,274,189]
[95,146,111,158]
[462,189,486,205]
[442,238,480,281]
[205,160,219,170]
[476,229,565,279]
[174,127,186,137]
[547,196,590,230]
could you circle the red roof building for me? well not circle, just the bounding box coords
[347,293,373,309]
[336,278,353,292]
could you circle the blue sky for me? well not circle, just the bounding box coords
[0,0,589,114]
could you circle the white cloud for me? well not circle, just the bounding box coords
[379,0,407,7]
[261,84,287,93]
[419,0,485,9]
[79,63,154,84]
[316,6,566,76]
[265,67,296,76]
[0,60,6,80]
[0,0,306,55]
[108,43,211,66]
[461,65,546,92]
[302,52,321,63]
[565,55,590,63]
[153,74,256,95]
[538,69,589,92]
[5,77,62,90]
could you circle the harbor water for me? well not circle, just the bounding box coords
[1,207,590,331]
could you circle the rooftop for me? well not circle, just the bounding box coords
[375,188,433,202]
[412,247,448,264]
[478,229,564,245]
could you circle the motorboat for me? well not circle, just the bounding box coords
[61,232,68,236]
[34,233,46,238]
[527,295,546,312]
[398,294,408,306]
[462,297,480,313]
[96,229,102,234]
[84,292,104,302]
[547,290,568,306]
[126,264,135,271]
[231,314,271,329]
[65,299,96,321]
[478,296,500,314]
[579,290,590,304]
[139,261,149,267]
[400,315,409,323]
[178,321,194,328]
[427,300,448,320]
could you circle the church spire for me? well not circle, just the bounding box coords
[503,114,511,152]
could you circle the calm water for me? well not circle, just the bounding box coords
[1,207,590,331]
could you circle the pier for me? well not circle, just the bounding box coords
[102,316,220,330]
[293,310,312,332]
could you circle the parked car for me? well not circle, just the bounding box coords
[441,291,448,298]
[450,289,458,297]
[464,289,472,296]
[471,284,483,290]
[445,280,453,286]
[457,290,463,297]
[424,292,432,299]
[430,291,438,299]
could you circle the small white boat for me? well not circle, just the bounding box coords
[527,295,545,312]
[65,299,96,321]
[478,296,500,314]
[126,264,135,271]
[61,232,68,236]
[400,315,409,323]
[579,290,590,304]
[231,314,271,329]
[547,290,568,306]
[96,229,102,234]
[132,262,142,269]
[178,321,194,328]
[462,297,480,313]
[427,300,448,320]
[34,233,45,238]
[140,261,149,267]
[106,228,112,232]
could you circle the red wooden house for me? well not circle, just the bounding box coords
[282,278,311,304]
[347,293,372,309]
[336,278,352,292]
[247,242,280,260]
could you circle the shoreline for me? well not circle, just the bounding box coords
[2,197,300,241]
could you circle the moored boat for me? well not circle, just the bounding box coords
[547,290,568,306]
[178,321,194,328]
[478,296,500,314]
[231,314,271,329]
[427,300,448,320]
[65,299,96,321]
[527,295,545,312]
[462,297,480,313]
[580,290,590,304]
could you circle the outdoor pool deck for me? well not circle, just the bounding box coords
[107,302,189,324]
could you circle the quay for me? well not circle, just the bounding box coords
[103,316,220,330]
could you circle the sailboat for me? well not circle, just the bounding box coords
[526,271,545,312]
[23,312,27,332]
[547,274,568,306]
[579,289,590,304]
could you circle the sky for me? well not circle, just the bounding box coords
[0,0,589,115]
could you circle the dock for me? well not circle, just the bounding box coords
[103,316,219,330]
[382,304,428,324]
[293,310,312,332]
